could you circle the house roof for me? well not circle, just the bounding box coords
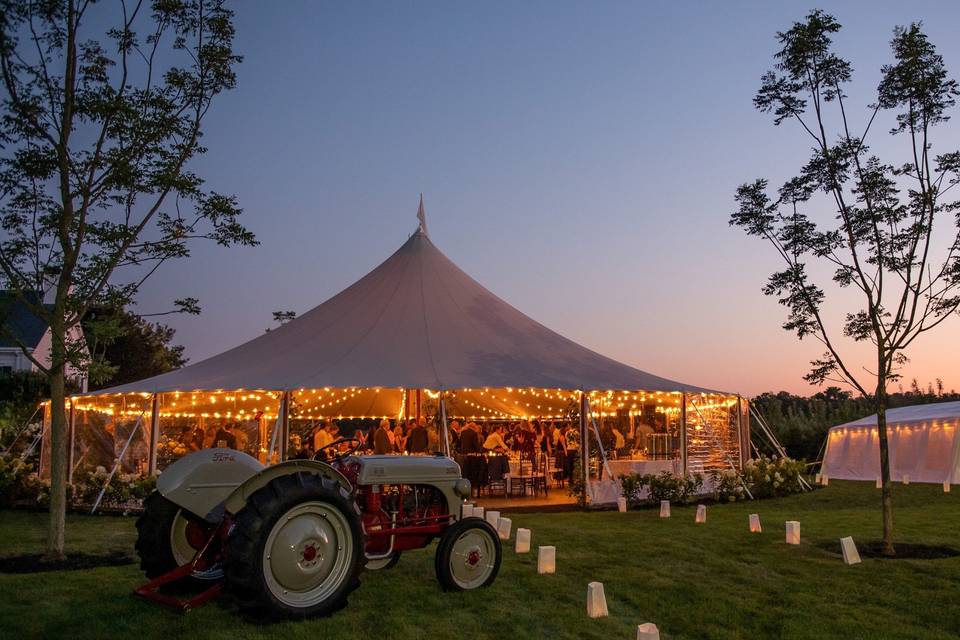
[0,291,49,350]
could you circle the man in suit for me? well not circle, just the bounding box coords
[458,421,481,454]
[406,417,429,453]
[373,418,392,455]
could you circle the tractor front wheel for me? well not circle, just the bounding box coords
[135,491,222,583]
[434,518,501,591]
[223,472,364,619]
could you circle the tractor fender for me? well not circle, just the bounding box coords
[157,448,266,523]
[222,459,354,518]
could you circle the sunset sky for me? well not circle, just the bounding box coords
[133,1,960,398]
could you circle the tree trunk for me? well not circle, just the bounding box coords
[875,383,895,556]
[45,341,68,561]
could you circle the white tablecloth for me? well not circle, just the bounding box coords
[605,459,677,478]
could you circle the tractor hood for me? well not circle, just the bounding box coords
[354,455,462,485]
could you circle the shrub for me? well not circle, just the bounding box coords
[711,454,807,502]
[620,471,704,507]
[0,452,36,508]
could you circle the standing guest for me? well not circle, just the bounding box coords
[392,424,406,452]
[373,418,392,455]
[406,417,429,453]
[564,424,580,479]
[459,421,481,454]
[448,420,462,453]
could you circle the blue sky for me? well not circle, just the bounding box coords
[132,1,960,396]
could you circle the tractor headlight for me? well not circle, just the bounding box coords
[454,478,471,499]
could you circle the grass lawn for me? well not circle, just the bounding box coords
[1,481,958,640]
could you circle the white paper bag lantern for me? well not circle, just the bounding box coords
[461,503,474,519]
[586,581,608,618]
[815,473,821,484]
[695,504,706,524]
[944,482,951,493]
[515,528,531,553]
[636,623,660,640]
[538,546,556,574]
[617,496,627,513]
[902,474,910,485]
[474,506,484,519]
[485,510,501,527]
[840,536,861,565]
[749,513,762,533]
[876,477,882,489]
[659,500,670,518]
[497,517,512,540]
[785,520,800,545]
[821,475,829,486]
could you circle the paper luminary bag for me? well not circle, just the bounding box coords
[749,513,762,533]
[515,528,531,553]
[636,623,661,640]
[659,500,670,518]
[617,496,627,513]
[840,536,861,565]
[497,517,512,540]
[485,510,500,527]
[538,546,556,574]
[586,582,609,618]
[695,504,706,524]
[785,521,800,545]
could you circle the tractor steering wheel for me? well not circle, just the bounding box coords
[313,437,362,462]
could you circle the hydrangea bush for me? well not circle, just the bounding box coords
[712,454,807,502]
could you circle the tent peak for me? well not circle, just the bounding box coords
[416,193,428,237]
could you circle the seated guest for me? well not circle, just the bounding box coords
[483,424,509,452]
[373,418,392,455]
[459,421,481,454]
[406,417,429,453]
[314,421,333,452]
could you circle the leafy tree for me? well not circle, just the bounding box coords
[0,1,255,559]
[733,11,960,554]
[82,306,187,390]
[265,309,295,332]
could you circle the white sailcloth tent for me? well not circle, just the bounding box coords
[822,401,960,485]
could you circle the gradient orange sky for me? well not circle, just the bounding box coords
[130,2,960,397]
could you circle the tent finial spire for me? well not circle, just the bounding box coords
[417,193,428,237]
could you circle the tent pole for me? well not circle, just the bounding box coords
[439,394,450,458]
[148,393,160,476]
[280,391,291,461]
[67,399,76,485]
[579,391,589,507]
[680,392,687,477]
[735,395,744,469]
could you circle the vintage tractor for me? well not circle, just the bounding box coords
[134,439,501,619]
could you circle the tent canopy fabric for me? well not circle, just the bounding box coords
[89,228,720,396]
[822,401,960,484]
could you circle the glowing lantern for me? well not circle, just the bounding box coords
[749,513,762,533]
[586,582,608,618]
[515,528,531,553]
[485,510,501,528]
[461,503,475,519]
[785,521,800,545]
[659,500,670,518]
[902,474,910,485]
[840,536,861,565]
[695,504,706,524]
[474,506,485,520]
[876,478,882,489]
[944,482,951,493]
[497,517,512,540]
[538,546,556,574]
[617,497,627,513]
[636,623,661,640]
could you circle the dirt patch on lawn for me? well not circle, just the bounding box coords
[0,551,134,574]
[815,540,959,560]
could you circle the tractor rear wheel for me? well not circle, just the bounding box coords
[435,518,501,591]
[223,472,364,619]
[135,491,222,583]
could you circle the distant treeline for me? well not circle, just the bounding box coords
[750,380,960,462]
